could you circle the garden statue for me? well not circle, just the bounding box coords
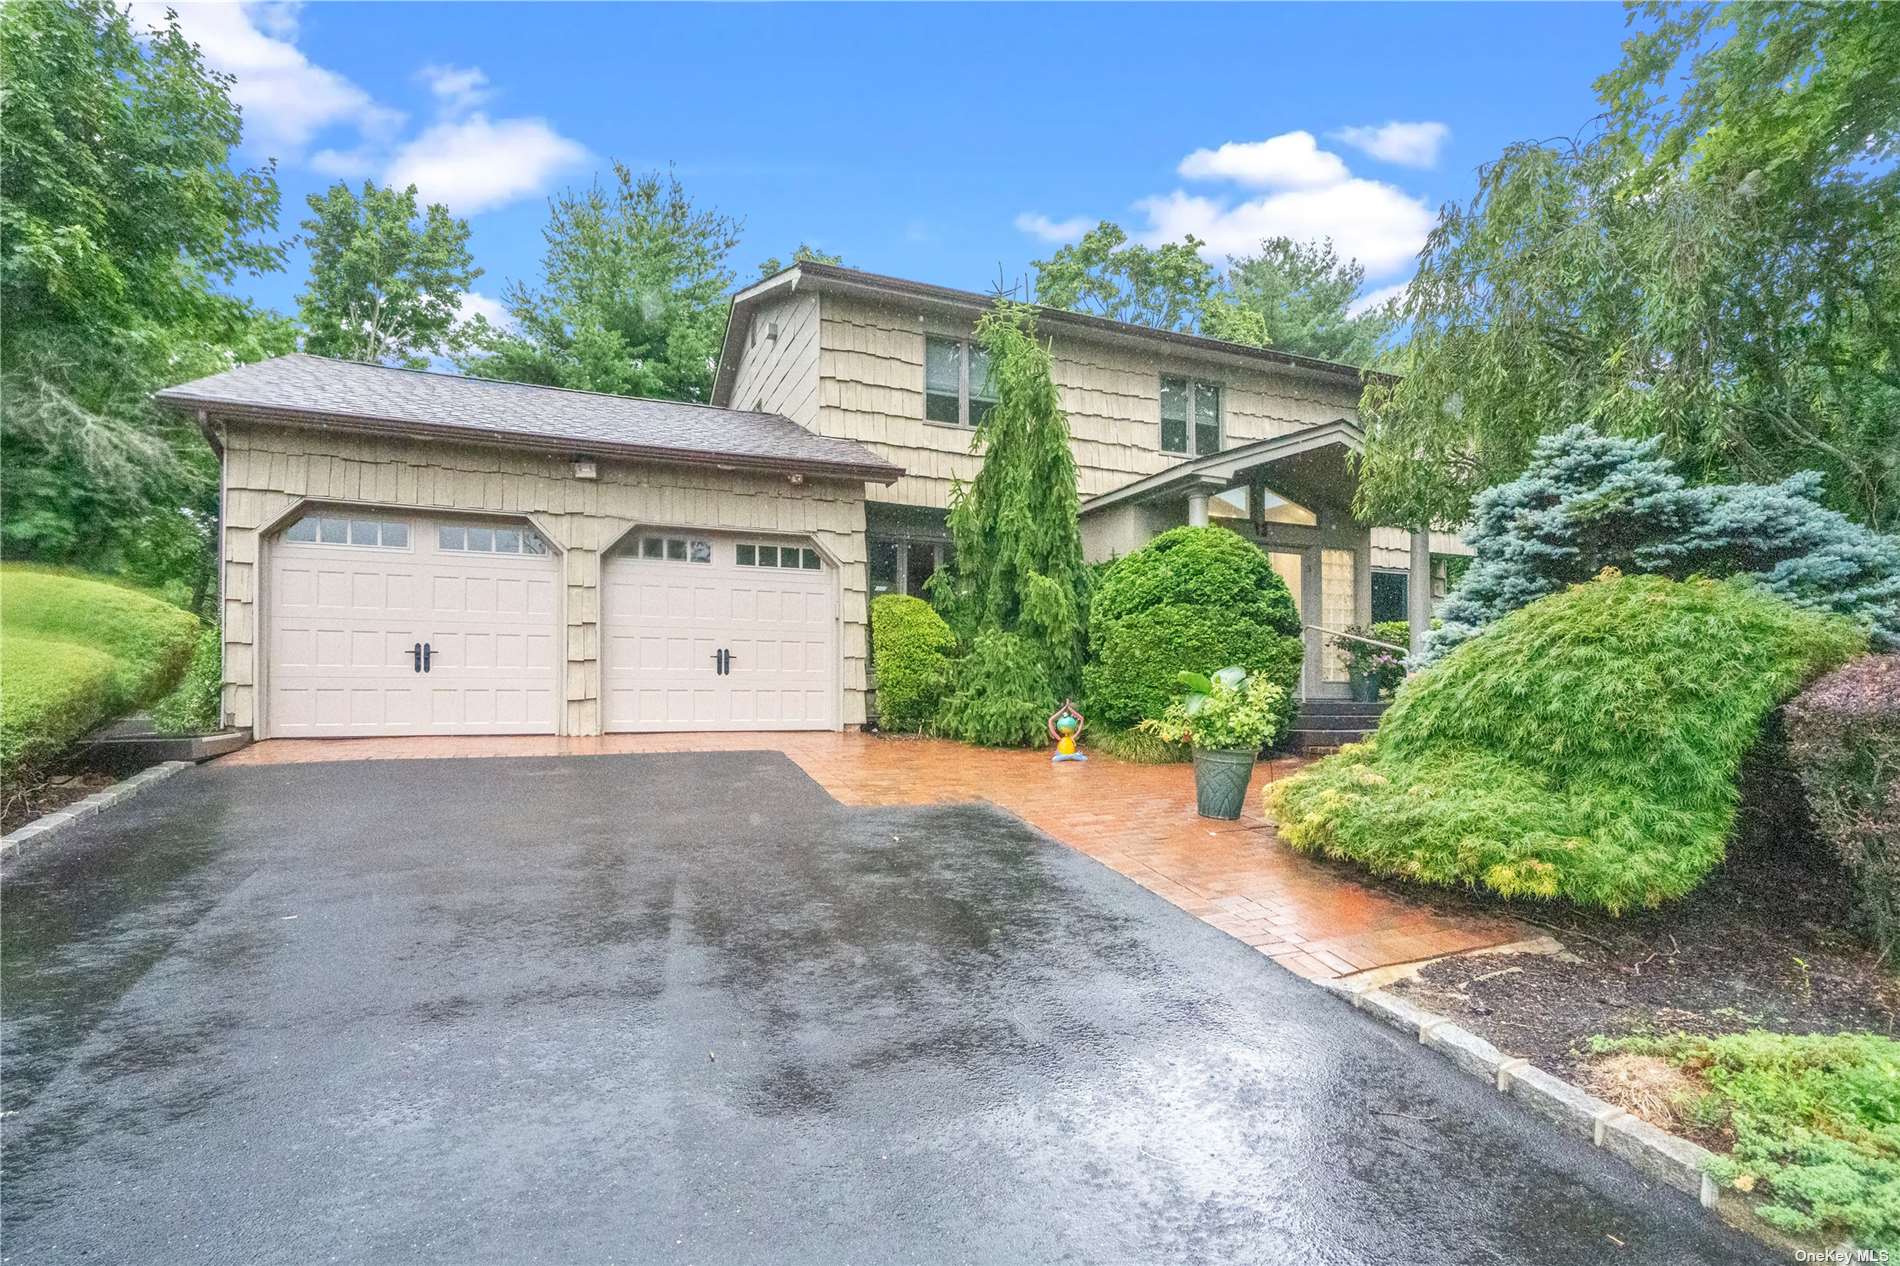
[1048,700,1088,763]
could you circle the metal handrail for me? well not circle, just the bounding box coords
[1302,624,1408,654]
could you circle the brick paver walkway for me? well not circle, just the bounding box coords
[220,731,1529,981]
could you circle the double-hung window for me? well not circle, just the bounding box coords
[1160,376,1222,456]
[924,336,998,427]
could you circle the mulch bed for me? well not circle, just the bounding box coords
[1,769,120,837]
[1383,836,1898,1085]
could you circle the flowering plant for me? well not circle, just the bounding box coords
[1338,626,1408,696]
[1139,666,1286,752]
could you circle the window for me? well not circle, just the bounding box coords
[636,534,711,563]
[923,335,996,427]
[737,542,820,570]
[1160,376,1222,455]
[1372,571,1410,625]
[868,536,951,596]
[439,522,551,555]
[283,514,408,548]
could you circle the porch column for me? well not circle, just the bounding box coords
[1408,528,1432,657]
[1187,491,1210,527]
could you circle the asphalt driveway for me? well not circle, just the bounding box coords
[1,752,1765,1263]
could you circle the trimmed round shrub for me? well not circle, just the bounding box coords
[934,630,1056,747]
[870,594,955,733]
[0,636,119,786]
[1268,573,1866,913]
[1084,526,1303,737]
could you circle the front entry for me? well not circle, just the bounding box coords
[601,531,839,732]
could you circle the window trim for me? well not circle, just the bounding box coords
[1159,375,1223,456]
[922,334,997,429]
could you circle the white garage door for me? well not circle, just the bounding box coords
[602,532,838,732]
[266,511,561,737]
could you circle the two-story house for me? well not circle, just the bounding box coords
[157,262,1462,742]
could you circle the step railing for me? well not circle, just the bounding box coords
[1303,624,1407,654]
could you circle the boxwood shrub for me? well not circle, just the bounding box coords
[1084,527,1303,738]
[869,594,956,733]
[1783,654,1900,956]
[1267,573,1865,913]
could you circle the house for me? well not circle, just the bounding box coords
[155,262,1464,741]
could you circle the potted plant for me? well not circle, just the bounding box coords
[1140,666,1287,819]
[1337,626,1407,701]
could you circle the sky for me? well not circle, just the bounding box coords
[138,2,1638,331]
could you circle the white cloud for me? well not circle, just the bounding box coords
[129,2,402,153]
[1177,131,1350,189]
[1135,179,1433,276]
[384,114,589,215]
[1330,121,1451,169]
[419,64,491,115]
[1014,212,1093,245]
[456,291,513,332]
[1349,280,1411,317]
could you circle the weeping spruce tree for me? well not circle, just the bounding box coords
[930,301,1091,745]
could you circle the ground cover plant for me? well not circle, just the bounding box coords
[1595,1031,1900,1251]
[0,566,200,788]
[1267,572,1864,912]
[1084,526,1302,746]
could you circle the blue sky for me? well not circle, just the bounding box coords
[144,2,1635,327]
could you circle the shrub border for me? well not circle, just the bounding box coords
[1323,979,1864,1258]
[0,760,193,861]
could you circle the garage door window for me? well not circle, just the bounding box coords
[282,513,408,548]
[440,523,549,555]
[737,543,820,570]
[637,535,712,563]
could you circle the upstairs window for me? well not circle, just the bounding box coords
[924,336,998,427]
[1160,376,1222,456]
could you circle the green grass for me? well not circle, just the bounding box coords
[1266,574,1865,912]
[1595,1031,1900,1251]
[1,565,200,784]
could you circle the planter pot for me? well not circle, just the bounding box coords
[1192,747,1257,820]
[1348,670,1379,703]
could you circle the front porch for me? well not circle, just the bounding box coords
[1079,420,1437,697]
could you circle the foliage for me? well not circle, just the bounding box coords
[930,301,1091,697]
[1357,3,1900,532]
[1423,426,1900,664]
[932,631,1056,748]
[1782,655,1900,957]
[1032,222,1221,334]
[0,567,200,785]
[1086,724,1188,765]
[463,163,739,401]
[1596,1031,1900,1250]
[1084,526,1302,739]
[1337,625,1408,696]
[869,595,955,733]
[1140,668,1287,753]
[0,0,291,597]
[148,627,225,734]
[297,181,482,368]
[1222,236,1399,365]
[1267,574,1864,913]
[756,243,841,280]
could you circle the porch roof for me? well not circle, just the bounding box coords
[1079,419,1366,518]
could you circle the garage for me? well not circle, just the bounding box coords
[266,509,562,737]
[602,531,838,731]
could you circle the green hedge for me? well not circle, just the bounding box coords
[1084,527,1302,739]
[149,626,224,734]
[0,566,200,784]
[1268,574,1864,912]
[870,594,955,732]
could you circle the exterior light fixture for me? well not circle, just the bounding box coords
[572,458,597,480]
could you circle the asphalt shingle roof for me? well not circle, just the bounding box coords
[156,353,901,481]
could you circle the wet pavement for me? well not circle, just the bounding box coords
[1,752,1765,1263]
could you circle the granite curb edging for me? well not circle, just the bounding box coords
[0,761,193,861]
[1330,981,1856,1259]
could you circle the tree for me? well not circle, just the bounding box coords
[931,301,1092,696]
[463,163,740,401]
[0,0,290,603]
[1032,222,1221,334]
[1423,426,1900,664]
[756,243,841,280]
[1357,2,1900,533]
[1222,236,1398,365]
[297,182,481,368]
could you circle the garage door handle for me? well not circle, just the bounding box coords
[423,642,433,673]
[412,643,422,673]
[709,648,733,675]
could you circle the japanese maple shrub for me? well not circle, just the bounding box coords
[1268,573,1864,912]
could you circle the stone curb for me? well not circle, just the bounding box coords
[0,761,194,862]
[1343,984,1834,1257]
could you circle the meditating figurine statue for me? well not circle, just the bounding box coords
[1048,700,1087,763]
